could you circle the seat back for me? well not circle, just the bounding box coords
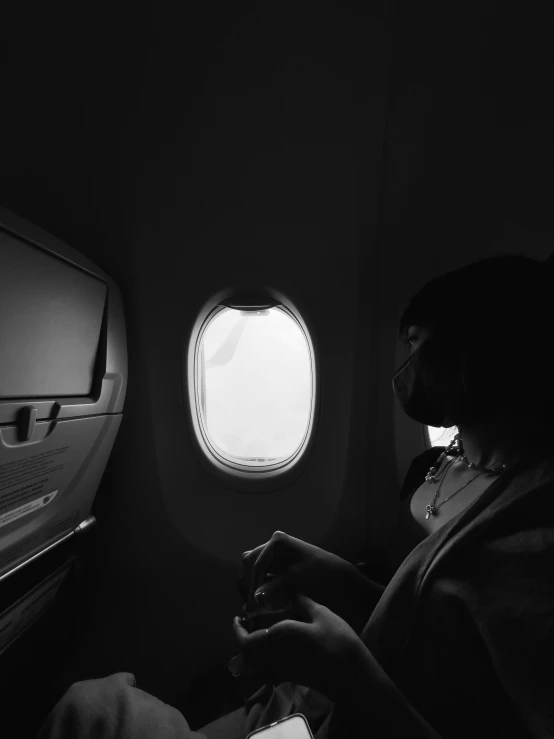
[0,207,127,656]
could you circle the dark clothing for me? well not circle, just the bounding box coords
[360,445,554,739]
[37,446,554,738]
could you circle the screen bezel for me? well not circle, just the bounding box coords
[246,712,314,739]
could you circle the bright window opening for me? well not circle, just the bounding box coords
[427,425,458,448]
[196,306,313,467]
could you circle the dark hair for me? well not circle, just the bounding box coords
[398,252,554,433]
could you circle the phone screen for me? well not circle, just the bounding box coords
[246,713,314,739]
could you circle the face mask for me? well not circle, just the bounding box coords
[392,338,459,428]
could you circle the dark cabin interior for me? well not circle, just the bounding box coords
[0,1,551,737]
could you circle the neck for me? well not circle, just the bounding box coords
[456,414,535,469]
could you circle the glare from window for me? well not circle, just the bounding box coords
[198,307,312,464]
[427,425,458,447]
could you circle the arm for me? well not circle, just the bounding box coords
[337,641,444,739]
[333,562,386,636]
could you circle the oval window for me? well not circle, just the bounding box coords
[196,306,313,467]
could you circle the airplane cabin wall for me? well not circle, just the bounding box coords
[1,0,551,726]
[1,1,392,715]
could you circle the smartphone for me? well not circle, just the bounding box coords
[246,713,314,739]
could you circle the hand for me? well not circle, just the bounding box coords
[238,531,370,632]
[232,591,365,702]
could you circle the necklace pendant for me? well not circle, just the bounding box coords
[425,504,437,520]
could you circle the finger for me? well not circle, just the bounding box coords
[111,672,137,688]
[292,592,319,620]
[240,542,268,597]
[250,532,288,597]
[232,616,272,661]
[232,616,250,646]
[251,574,298,609]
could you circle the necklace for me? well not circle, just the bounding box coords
[424,432,508,520]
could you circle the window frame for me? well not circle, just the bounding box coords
[423,424,431,449]
[184,287,320,494]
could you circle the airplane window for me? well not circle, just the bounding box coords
[196,306,313,467]
[426,425,458,448]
